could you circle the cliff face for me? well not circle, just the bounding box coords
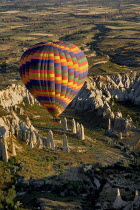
[71,71,140,114]
[0,72,140,112]
[0,84,36,109]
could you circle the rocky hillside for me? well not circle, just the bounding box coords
[0,71,140,140]
[0,84,36,109]
[0,72,140,209]
[1,71,140,114]
[72,71,140,114]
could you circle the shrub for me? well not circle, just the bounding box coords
[0,185,22,209]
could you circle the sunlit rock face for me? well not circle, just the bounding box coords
[71,71,140,114]
[0,112,49,153]
[0,72,140,114]
[0,84,36,109]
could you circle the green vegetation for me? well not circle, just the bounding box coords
[0,105,8,117]
[0,0,140,209]
[111,101,140,126]
[0,0,139,79]
[0,185,22,209]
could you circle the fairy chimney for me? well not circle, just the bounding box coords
[63,134,69,152]
[133,190,140,208]
[37,137,43,149]
[113,188,128,209]
[12,141,16,156]
[72,119,77,134]
[48,130,55,149]
[76,122,80,138]
[108,118,111,133]
[80,124,85,140]
[25,116,32,127]
[2,136,9,162]
[62,117,68,131]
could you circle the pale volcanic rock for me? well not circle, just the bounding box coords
[103,102,114,119]
[119,190,140,210]
[25,116,32,127]
[62,117,68,131]
[107,118,111,133]
[0,135,9,162]
[71,72,140,116]
[13,105,24,115]
[125,115,133,130]
[76,122,80,139]
[0,110,49,152]
[133,190,140,209]
[11,141,16,156]
[30,131,37,145]
[1,72,140,117]
[29,141,34,149]
[48,130,55,149]
[113,188,128,209]
[37,137,44,149]
[72,119,77,134]
[115,110,123,118]
[80,124,85,140]
[0,84,36,110]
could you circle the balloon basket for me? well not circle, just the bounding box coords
[51,118,61,123]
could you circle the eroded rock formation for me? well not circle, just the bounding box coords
[113,189,140,209]
[63,134,69,152]
[0,111,55,160]
[0,84,36,110]
[62,117,68,131]
[71,72,140,115]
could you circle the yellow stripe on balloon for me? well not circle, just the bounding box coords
[68,82,73,85]
[35,91,55,96]
[55,77,61,81]
[62,80,68,83]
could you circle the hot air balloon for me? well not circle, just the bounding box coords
[19,41,88,120]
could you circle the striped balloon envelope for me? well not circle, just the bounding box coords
[19,41,88,118]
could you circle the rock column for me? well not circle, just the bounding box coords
[107,118,111,133]
[37,137,43,149]
[12,141,16,156]
[76,122,80,138]
[48,130,55,149]
[113,188,128,209]
[62,118,68,131]
[63,134,69,152]
[80,124,85,140]
[133,190,140,208]
[1,136,9,162]
[72,119,76,134]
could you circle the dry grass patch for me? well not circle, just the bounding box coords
[30,33,54,37]
[12,36,38,41]
[0,44,12,51]
[0,10,20,14]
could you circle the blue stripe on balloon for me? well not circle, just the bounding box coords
[71,89,79,94]
[74,71,79,75]
[25,80,55,90]
[37,96,55,101]
[55,83,61,88]
[54,63,61,67]
[55,98,67,106]
[68,68,74,73]
[79,70,88,77]
[31,59,54,64]
[62,66,68,70]
[48,108,55,111]
[75,51,84,56]
[62,86,67,89]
